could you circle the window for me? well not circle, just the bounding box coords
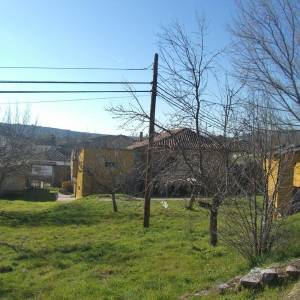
[105,161,117,168]
[32,165,53,177]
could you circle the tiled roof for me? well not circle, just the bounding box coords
[83,135,135,149]
[33,146,68,162]
[127,128,223,151]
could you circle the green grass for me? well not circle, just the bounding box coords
[0,195,299,299]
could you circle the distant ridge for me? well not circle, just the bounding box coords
[0,122,104,140]
[0,123,136,155]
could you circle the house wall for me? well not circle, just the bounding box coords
[30,163,70,188]
[131,147,225,196]
[32,165,53,177]
[277,157,294,211]
[0,175,26,194]
[75,149,85,198]
[293,156,300,187]
[267,151,300,212]
[75,148,134,198]
[267,158,280,208]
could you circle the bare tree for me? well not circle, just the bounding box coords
[156,17,228,211]
[224,1,300,259]
[220,93,293,264]
[156,21,244,246]
[200,82,241,246]
[108,18,244,246]
[231,0,300,125]
[0,107,36,194]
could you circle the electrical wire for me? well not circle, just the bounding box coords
[0,90,151,94]
[158,83,239,108]
[157,90,225,131]
[0,64,153,71]
[0,80,151,85]
[0,94,150,105]
[157,91,190,114]
[244,103,290,112]
[158,85,189,101]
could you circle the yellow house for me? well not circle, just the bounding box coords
[73,148,134,198]
[267,146,300,214]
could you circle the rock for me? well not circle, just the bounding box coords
[286,265,300,278]
[276,267,288,281]
[291,259,300,269]
[261,268,278,285]
[278,272,289,283]
[240,268,262,289]
[217,283,230,294]
[179,293,192,300]
[183,258,300,299]
[193,291,201,297]
[227,275,242,291]
[194,289,209,297]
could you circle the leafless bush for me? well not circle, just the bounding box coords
[219,95,293,263]
[0,107,36,193]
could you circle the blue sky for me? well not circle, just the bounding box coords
[0,0,236,134]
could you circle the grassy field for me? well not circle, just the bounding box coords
[0,193,299,299]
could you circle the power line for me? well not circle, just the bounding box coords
[0,94,150,105]
[0,90,151,94]
[157,90,226,131]
[158,84,238,108]
[157,91,190,114]
[158,82,291,112]
[158,85,187,101]
[0,65,153,71]
[0,80,151,85]
[245,103,290,112]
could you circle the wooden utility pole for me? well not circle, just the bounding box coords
[143,53,158,228]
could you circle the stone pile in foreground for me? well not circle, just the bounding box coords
[180,258,300,299]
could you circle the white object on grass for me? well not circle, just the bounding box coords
[161,200,168,209]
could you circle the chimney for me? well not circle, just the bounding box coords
[139,132,143,141]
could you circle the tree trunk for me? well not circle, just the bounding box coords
[187,185,197,210]
[111,192,118,212]
[210,202,218,247]
[188,195,196,210]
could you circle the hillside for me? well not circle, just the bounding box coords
[0,123,136,155]
[0,122,102,141]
